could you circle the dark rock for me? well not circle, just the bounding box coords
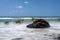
[57,37,60,40]
[54,36,60,40]
[58,34,60,36]
[12,38,23,40]
[52,34,55,35]
[44,34,47,36]
[54,37,57,39]
[49,35,52,36]
[27,19,50,28]
[4,21,9,24]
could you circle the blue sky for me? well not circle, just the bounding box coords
[0,0,60,16]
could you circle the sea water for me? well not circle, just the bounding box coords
[0,16,60,40]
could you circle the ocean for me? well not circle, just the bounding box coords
[0,16,60,40]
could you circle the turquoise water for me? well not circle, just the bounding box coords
[0,16,59,22]
[0,16,60,18]
[0,16,60,22]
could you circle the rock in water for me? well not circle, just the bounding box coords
[27,19,50,28]
[12,38,23,40]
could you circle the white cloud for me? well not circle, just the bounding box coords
[24,1,29,4]
[17,6,23,8]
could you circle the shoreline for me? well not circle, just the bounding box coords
[0,19,59,40]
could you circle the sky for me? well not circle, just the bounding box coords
[0,0,60,16]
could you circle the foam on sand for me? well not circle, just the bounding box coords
[0,21,60,40]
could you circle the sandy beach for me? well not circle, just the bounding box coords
[0,19,60,40]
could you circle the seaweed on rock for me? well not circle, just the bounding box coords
[15,19,24,24]
[4,21,9,25]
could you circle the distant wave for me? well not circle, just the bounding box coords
[0,17,59,20]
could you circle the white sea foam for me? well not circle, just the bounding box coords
[0,20,60,40]
[0,17,59,19]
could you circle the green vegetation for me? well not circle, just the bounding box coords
[31,17,38,22]
[4,21,9,25]
[57,18,60,21]
[15,19,24,24]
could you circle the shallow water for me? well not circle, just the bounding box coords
[0,19,60,40]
